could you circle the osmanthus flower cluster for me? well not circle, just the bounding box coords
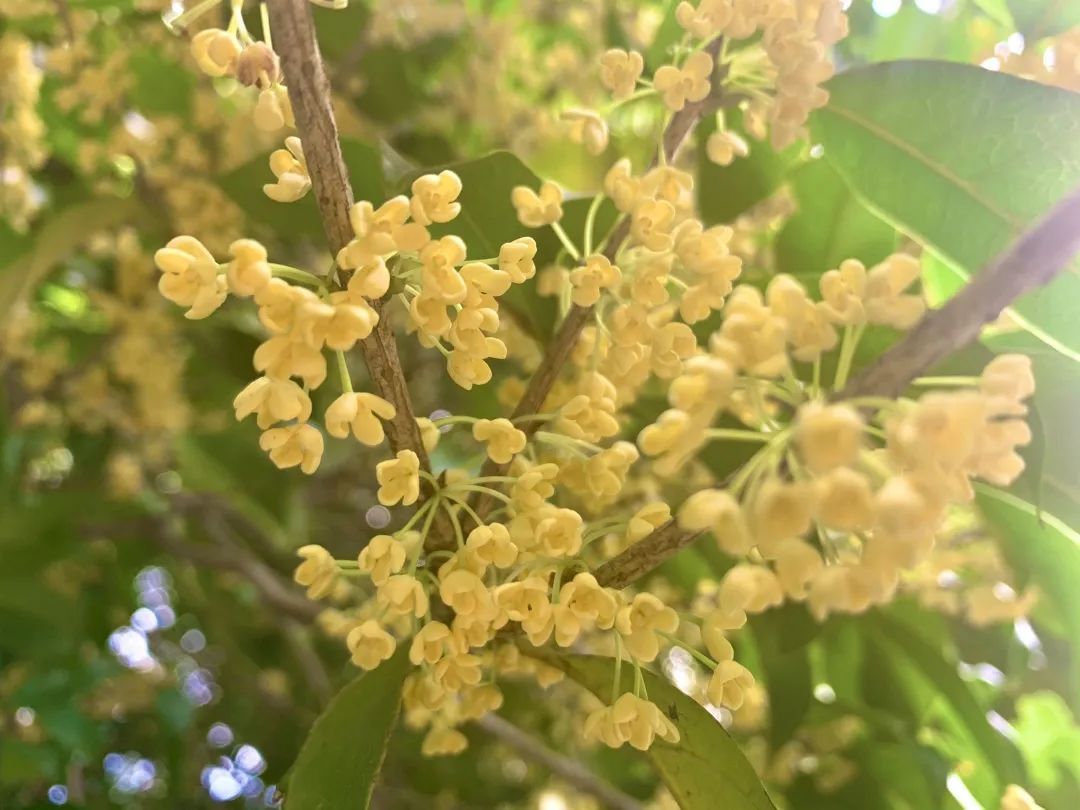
[560,0,847,162]
[148,0,1043,769]
[178,1,296,133]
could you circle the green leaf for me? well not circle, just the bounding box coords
[285,648,409,810]
[811,61,1080,361]
[545,653,776,810]
[0,196,142,319]
[219,138,385,243]
[774,157,896,279]
[868,609,1026,803]
[749,606,814,747]
[977,484,1080,704]
[1012,691,1080,789]
[971,0,1016,29]
[697,117,805,225]
[1007,0,1080,40]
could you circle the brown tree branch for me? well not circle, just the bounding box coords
[475,714,644,810]
[594,182,1080,591]
[267,0,429,467]
[838,183,1080,399]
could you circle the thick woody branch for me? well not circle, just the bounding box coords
[475,714,644,810]
[594,521,703,590]
[596,182,1080,590]
[267,0,429,467]
[838,183,1080,399]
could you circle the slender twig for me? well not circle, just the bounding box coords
[266,0,429,467]
[475,713,644,810]
[594,182,1080,591]
[467,37,728,524]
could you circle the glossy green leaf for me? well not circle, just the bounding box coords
[285,648,409,810]
[698,117,805,225]
[972,0,1017,29]
[546,653,776,810]
[868,610,1026,803]
[749,606,814,747]
[811,61,1080,361]
[774,157,896,280]
[1007,0,1080,40]
[1012,691,1080,789]
[977,484,1080,703]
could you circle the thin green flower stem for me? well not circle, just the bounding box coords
[833,323,866,392]
[335,351,353,393]
[668,275,690,291]
[441,499,465,549]
[782,365,804,398]
[418,469,440,485]
[633,659,648,699]
[259,2,271,48]
[442,492,485,530]
[705,428,771,443]
[552,566,565,602]
[604,88,657,114]
[432,340,452,358]
[335,559,360,569]
[812,358,823,398]
[401,497,437,533]
[431,415,476,427]
[583,193,606,256]
[419,495,442,542]
[612,634,624,703]
[447,483,513,505]
[268,263,326,290]
[551,222,582,262]
[468,476,518,485]
[658,631,718,670]
[536,431,605,454]
[911,376,981,387]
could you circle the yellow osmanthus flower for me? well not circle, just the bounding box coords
[293,545,337,599]
[585,693,680,751]
[569,254,621,307]
[376,450,421,506]
[472,418,527,464]
[511,180,563,227]
[615,593,678,662]
[653,51,714,112]
[325,392,397,445]
[599,48,644,99]
[233,376,312,429]
[347,620,397,670]
[259,423,324,474]
[263,136,311,203]
[154,235,227,320]
[358,534,407,585]
[561,108,609,155]
[410,169,463,225]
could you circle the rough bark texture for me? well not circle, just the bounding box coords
[267,0,430,468]
[838,184,1080,399]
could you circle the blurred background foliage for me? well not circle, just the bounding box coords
[1,0,1080,808]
